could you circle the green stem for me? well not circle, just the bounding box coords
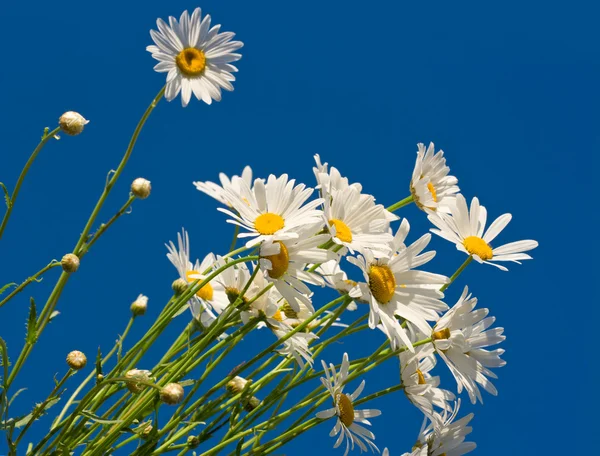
[0,260,60,309]
[440,255,473,292]
[228,224,239,252]
[386,194,414,212]
[0,126,61,240]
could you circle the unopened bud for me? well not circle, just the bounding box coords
[244,396,261,412]
[226,376,249,395]
[131,178,151,199]
[96,373,104,383]
[141,424,153,440]
[187,436,200,448]
[61,253,80,273]
[66,350,87,370]
[59,111,89,136]
[125,369,153,394]
[130,294,148,317]
[160,383,184,405]
[172,278,188,296]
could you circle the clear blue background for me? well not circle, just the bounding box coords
[1,0,597,454]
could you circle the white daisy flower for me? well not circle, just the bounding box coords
[324,185,396,258]
[193,166,253,207]
[273,326,317,368]
[432,286,506,404]
[147,8,243,107]
[313,154,363,193]
[410,142,460,213]
[428,194,538,271]
[316,353,381,456]
[406,406,476,456]
[219,174,324,248]
[316,260,361,311]
[259,224,335,312]
[348,225,449,351]
[166,229,229,326]
[399,346,455,428]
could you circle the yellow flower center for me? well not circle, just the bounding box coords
[255,213,285,235]
[328,219,353,243]
[416,369,426,385]
[463,236,493,260]
[271,309,283,322]
[185,270,214,301]
[262,241,289,279]
[368,264,396,304]
[335,393,355,427]
[432,327,451,340]
[175,48,206,77]
[427,182,438,202]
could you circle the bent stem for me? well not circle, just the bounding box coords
[0,126,61,240]
[0,260,60,309]
[386,194,414,212]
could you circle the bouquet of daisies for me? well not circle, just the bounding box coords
[0,7,537,456]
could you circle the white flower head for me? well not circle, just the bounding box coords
[166,229,229,326]
[259,223,335,312]
[428,194,538,271]
[193,166,253,207]
[316,353,381,456]
[147,8,243,106]
[400,346,455,429]
[316,259,361,310]
[410,142,460,213]
[313,154,363,193]
[219,174,324,248]
[433,286,506,404]
[348,223,449,351]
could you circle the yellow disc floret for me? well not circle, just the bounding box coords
[255,213,285,235]
[176,48,206,77]
[463,236,493,260]
[427,182,438,202]
[335,393,355,427]
[416,369,426,385]
[368,264,396,304]
[262,241,289,279]
[186,270,214,301]
[328,219,353,243]
[432,327,451,340]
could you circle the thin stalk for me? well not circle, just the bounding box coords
[0,260,60,309]
[386,194,414,212]
[440,255,473,292]
[0,126,61,240]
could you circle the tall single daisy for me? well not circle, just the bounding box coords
[323,186,396,257]
[428,194,538,270]
[147,8,243,106]
[316,353,381,456]
[166,229,229,326]
[348,226,449,351]
[400,346,455,428]
[432,286,506,404]
[193,166,253,207]
[219,174,324,247]
[259,224,335,312]
[410,142,460,213]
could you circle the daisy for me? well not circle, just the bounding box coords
[324,185,397,257]
[432,286,506,404]
[405,406,476,456]
[258,223,335,312]
[316,353,381,456]
[193,166,253,207]
[400,346,455,428]
[410,143,460,213]
[147,8,243,107]
[219,174,324,247]
[348,225,449,351]
[428,194,538,271]
[316,260,362,311]
[273,326,317,368]
[313,154,363,193]
[166,229,230,326]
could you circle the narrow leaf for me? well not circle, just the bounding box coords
[0,283,17,297]
[8,388,27,407]
[26,298,38,344]
[0,183,11,209]
[95,347,103,377]
[80,410,124,425]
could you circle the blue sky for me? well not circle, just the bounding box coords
[1,0,598,454]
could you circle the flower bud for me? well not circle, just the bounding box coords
[160,383,184,405]
[172,278,188,296]
[226,376,249,395]
[124,369,153,394]
[131,178,151,199]
[96,373,105,383]
[66,350,87,370]
[59,111,89,136]
[140,423,153,440]
[130,294,148,317]
[187,436,200,448]
[244,396,261,412]
[61,253,80,273]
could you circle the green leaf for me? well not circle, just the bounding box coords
[12,397,61,428]
[8,388,27,407]
[95,347,103,377]
[0,183,11,209]
[79,410,123,425]
[178,379,195,387]
[0,282,16,297]
[26,298,37,344]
